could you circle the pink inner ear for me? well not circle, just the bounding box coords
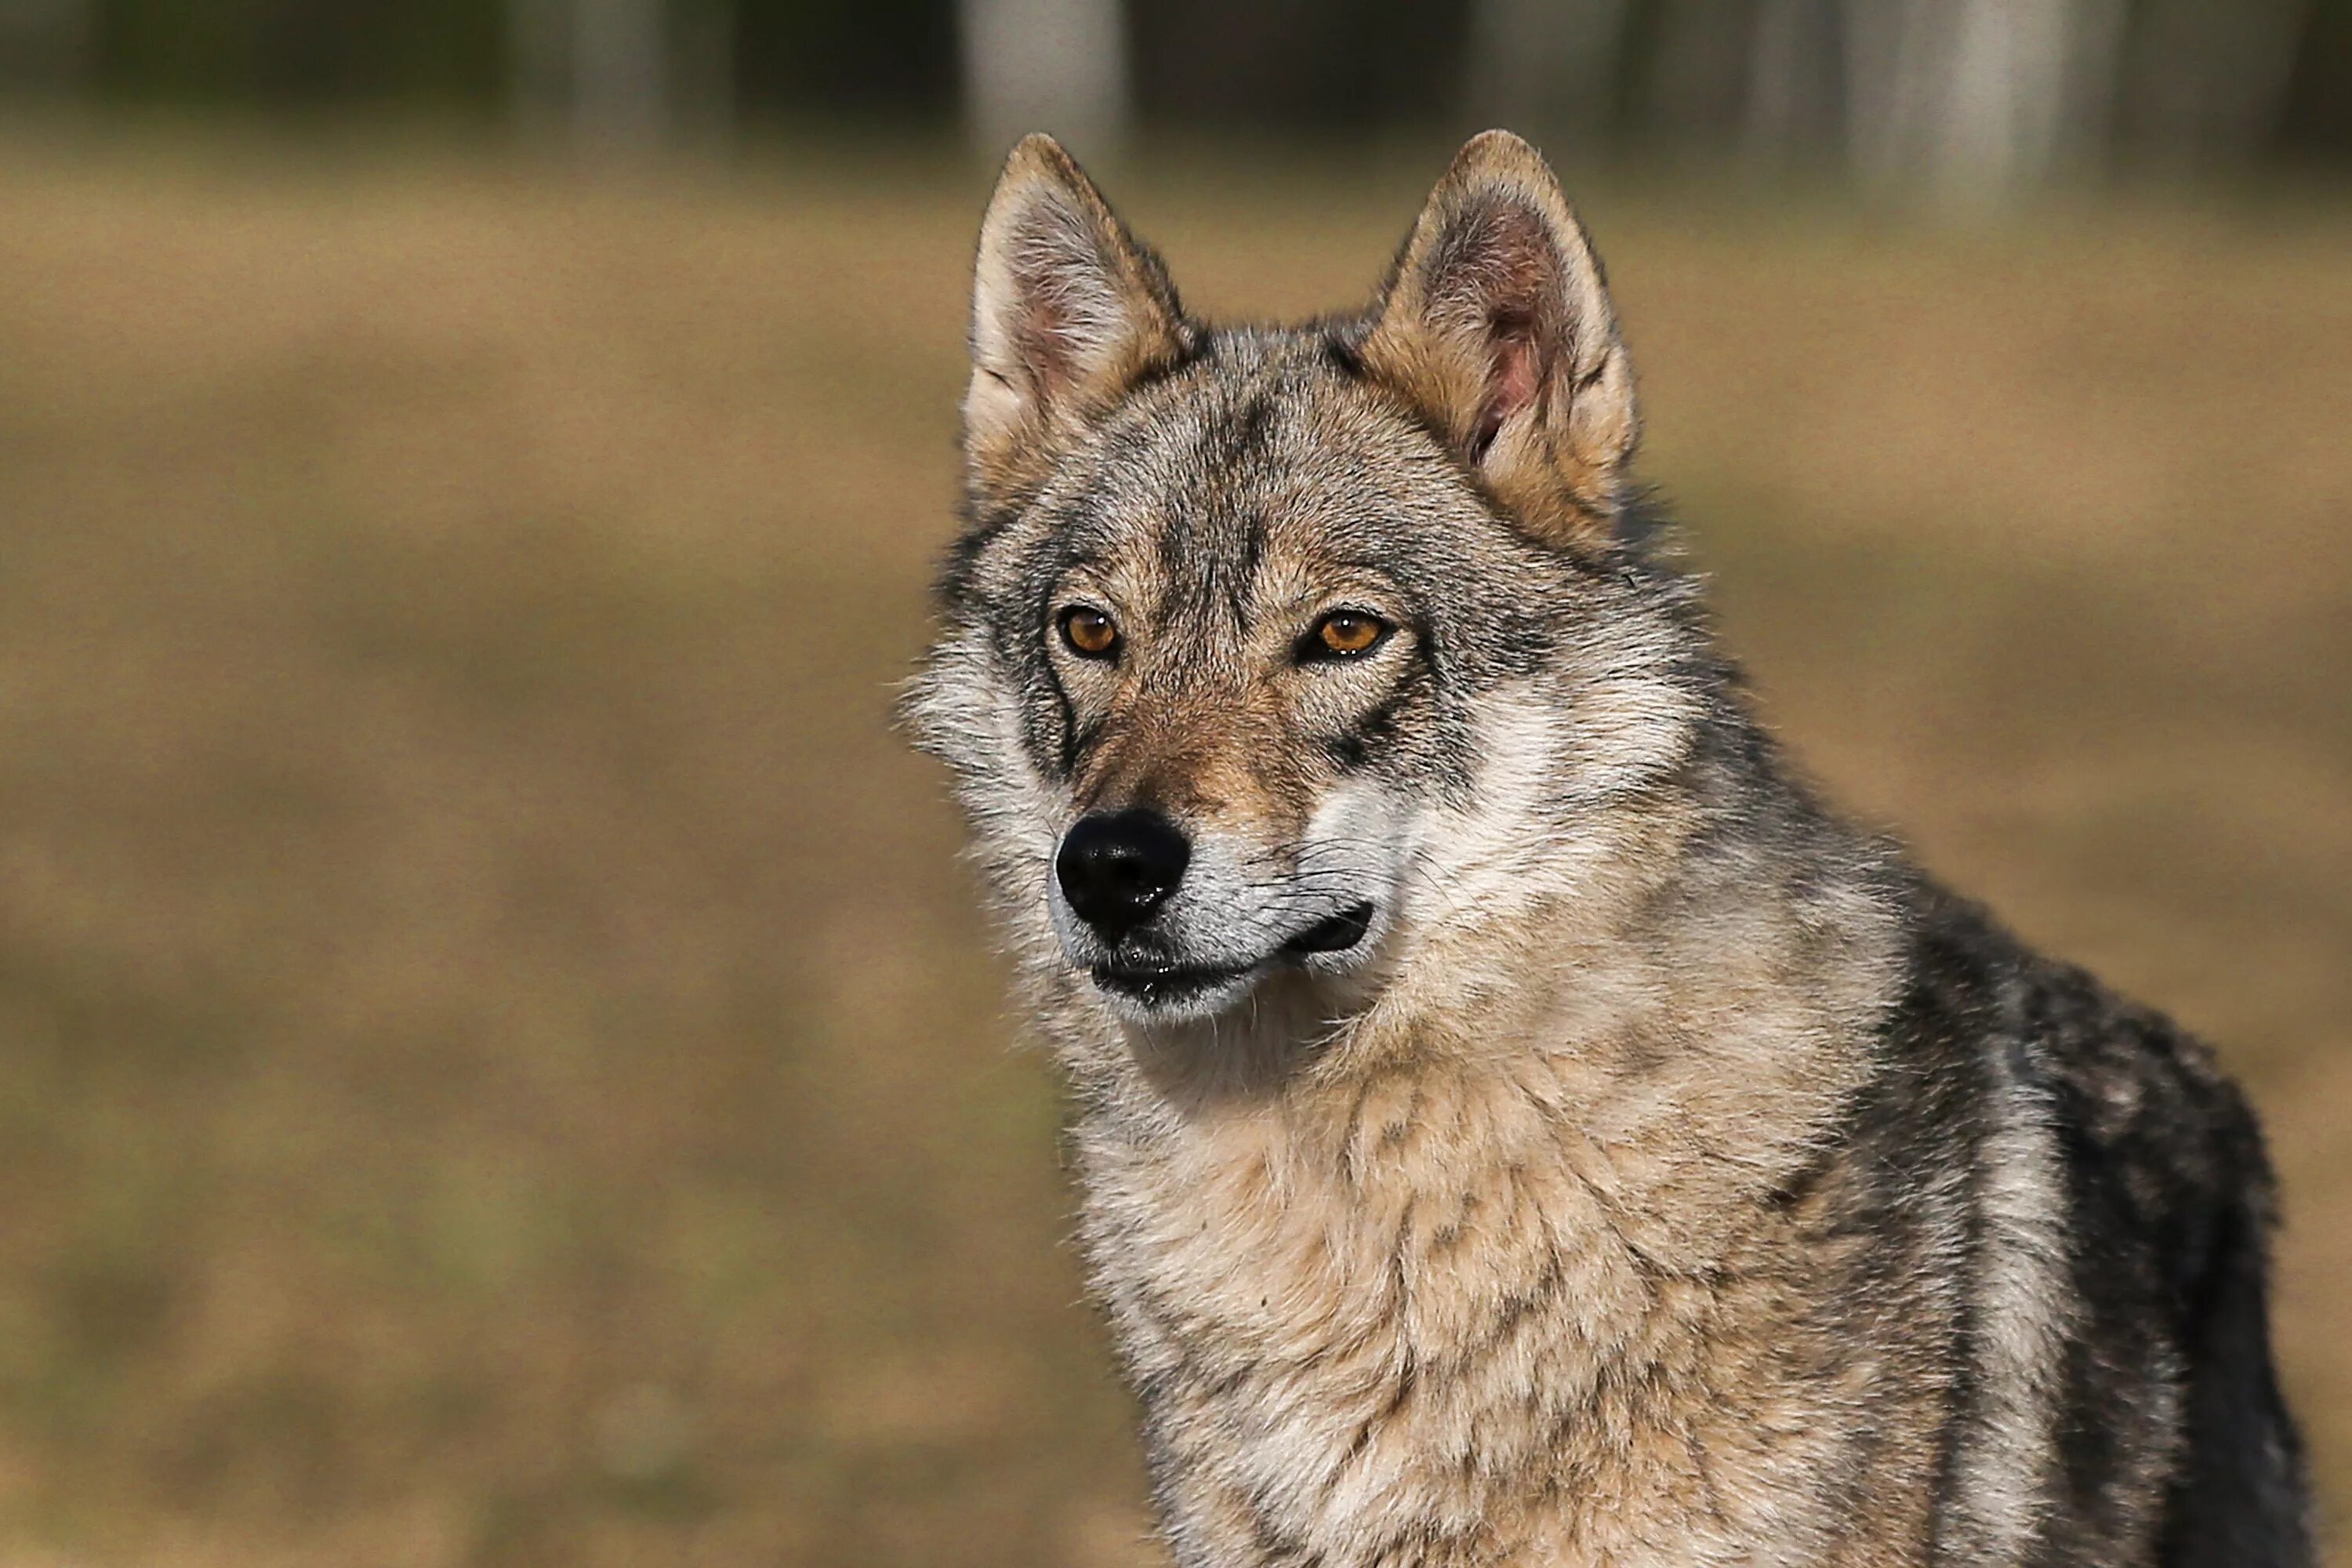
[1490,328,1541,417]
[1428,203,1559,463]
[1015,287,1072,397]
[1009,236,1080,398]
[1004,200,1113,402]
[1472,325,1542,461]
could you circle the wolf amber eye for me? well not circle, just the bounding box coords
[1059,607,1120,659]
[1308,612,1389,660]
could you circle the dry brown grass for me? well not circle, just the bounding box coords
[0,135,2345,1566]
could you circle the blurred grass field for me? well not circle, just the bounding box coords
[0,134,2346,1566]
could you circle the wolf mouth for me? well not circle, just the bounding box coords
[1091,902,1377,1008]
[1089,961,1250,1008]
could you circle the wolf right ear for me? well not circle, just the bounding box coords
[1363,131,1639,543]
[964,136,1191,505]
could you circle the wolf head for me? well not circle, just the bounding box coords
[909,132,1713,1049]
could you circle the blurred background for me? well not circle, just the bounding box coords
[0,2,2346,1565]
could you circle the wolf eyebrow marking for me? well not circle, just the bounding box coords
[1024,579,1088,780]
[1150,506,1200,606]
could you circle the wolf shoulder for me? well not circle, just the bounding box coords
[1887,884,2280,1237]
[1874,881,2311,1563]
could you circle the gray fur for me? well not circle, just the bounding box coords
[906,132,2310,1566]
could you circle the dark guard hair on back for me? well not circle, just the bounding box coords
[903,131,2311,1567]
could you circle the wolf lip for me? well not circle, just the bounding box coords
[1090,902,1376,1008]
[1091,960,1249,1007]
[1282,902,1376,956]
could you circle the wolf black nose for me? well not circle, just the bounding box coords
[1057,809,1190,942]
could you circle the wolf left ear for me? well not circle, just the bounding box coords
[964,135,1192,506]
[1363,131,1638,543]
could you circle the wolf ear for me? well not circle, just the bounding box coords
[1362,131,1638,543]
[964,135,1190,503]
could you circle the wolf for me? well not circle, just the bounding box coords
[904,130,2311,1566]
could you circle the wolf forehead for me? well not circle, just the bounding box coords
[937,328,1585,666]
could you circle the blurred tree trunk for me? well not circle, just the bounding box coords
[1841,0,1933,187]
[1843,0,2126,205]
[675,0,735,142]
[572,0,670,151]
[1744,0,1844,167]
[2120,0,2313,170]
[1462,0,1632,140]
[2055,0,2130,178]
[1927,0,2074,198]
[508,0,677,154]
[1643,0,1762,153]
[958,0,1131,161]
[509,0,572,135]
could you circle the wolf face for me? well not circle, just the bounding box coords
[910,133,1704,1035]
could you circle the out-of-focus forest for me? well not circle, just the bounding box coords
[1,0,2349,191]
[0,5,2347,1568]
